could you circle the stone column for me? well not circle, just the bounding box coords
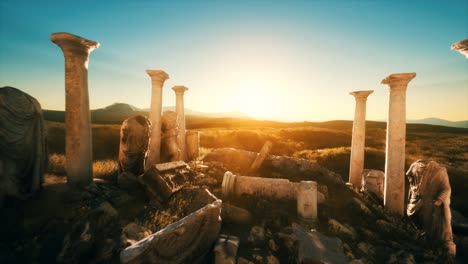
[51,32,99,187]
[172,86,189,161]
[381,73,416,215]
[297,181,317,225]
[145,70,169,170]
[348,90,373,188]
[451,39,468,58]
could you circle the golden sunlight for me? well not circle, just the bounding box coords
[232,82,271,118]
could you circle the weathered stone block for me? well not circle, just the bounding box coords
[141,161,192,201]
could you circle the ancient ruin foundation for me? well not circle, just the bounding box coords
[51,32,99,187]
[381,72,416,215]
[145,70,169,170]
[348,90,373,188]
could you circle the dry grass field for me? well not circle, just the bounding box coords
[45,118,468,215]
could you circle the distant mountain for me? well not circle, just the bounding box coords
[407,118,468,128]
[43,103,250,124]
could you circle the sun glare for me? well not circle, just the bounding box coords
[233,84,272,118]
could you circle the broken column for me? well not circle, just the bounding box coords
[451,39,468,58]
[222,171,297,200]
[248,141,273,175]
[51,32,99,187]
[145,70,169,170]
[172,85,189,161]
[348,90,373,188]
[381,72,416,215]
[297,181,318,226]
[186,130,200,161]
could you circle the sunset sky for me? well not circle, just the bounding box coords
[1,0,467,121]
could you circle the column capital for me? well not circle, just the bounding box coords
[51,32,99,58]
[146,70,169,86]
[381,73,416,90]
[350,90,374,100]
[172,85,189,94]
[451,39,468,58]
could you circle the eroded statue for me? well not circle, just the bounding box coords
[118,115,151,175]
[160,111,181,163]
[406,159,456,256]
[0,87,47,203]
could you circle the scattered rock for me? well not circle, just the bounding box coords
[214,235,239,264]
[292,223,348,264]
[120,223,152,247]
[357,242,375,258]
[376,219,394,235]
[196,177,219,186]
[237,257,254,264]
[265,254,280,264]
[350,197,373,217]
[328,219,357,241]
[387,250,416,264]
[248,226,267,247]
[268,239,279,252]
[452,209,468,234]
[222,203,253,225]
[93,238,117,263]
[57,202,119,264]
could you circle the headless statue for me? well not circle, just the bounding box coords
[0,87,47,203]
[406,159,456,256]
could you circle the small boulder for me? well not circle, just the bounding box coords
[222,203,253,225]
[328,219,357,241]
[292,223,348,264]
[214,235,239,264]
[247,226,266,247]
[120,223,152,247]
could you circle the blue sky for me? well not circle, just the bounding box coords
[1,0,467,121]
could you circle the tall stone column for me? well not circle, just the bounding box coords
[145,70,169,170]
[381,73,416,215]
[451,39,468,58]
[348,90,373,188]
[172,86,189,161]
[51,32,99,187]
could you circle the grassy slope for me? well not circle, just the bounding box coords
[45,117,468,215]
